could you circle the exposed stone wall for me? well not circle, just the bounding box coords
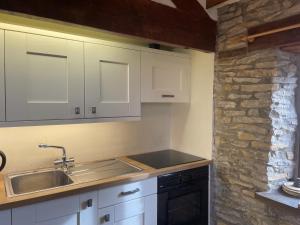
[213,1,300,225]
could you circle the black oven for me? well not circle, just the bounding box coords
[157,166,208,225]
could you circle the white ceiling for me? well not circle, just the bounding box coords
[151,0,176,8]
[150,0,240,21]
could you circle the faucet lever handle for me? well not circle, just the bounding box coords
[66,157,75,163]
[54,159,64,166]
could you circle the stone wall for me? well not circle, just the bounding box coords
[213,1,300,225]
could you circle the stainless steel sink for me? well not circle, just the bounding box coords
[5,170,73,196]
[5,159,142,197]
[69,159,142,183]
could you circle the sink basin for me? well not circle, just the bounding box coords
[4,159,142,197]
[5,170,73,196]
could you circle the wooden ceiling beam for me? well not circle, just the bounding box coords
[0,0,216,51]
[281,42,300,53]
[247,14,300,52]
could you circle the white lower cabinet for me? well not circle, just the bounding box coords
[79,191,98,225]
[10,178,157,225]
[12,195,80,225]
[98,178,157,225]
[99,195,157,225]
[0,209,11,225]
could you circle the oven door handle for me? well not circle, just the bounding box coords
[120,188,140,196]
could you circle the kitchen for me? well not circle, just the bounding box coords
[0,0,300,225]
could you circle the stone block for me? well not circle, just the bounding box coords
[241,84,280,92]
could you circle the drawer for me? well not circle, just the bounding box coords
[36,195,79,222]
[115,197,145,221]
[115,214,144,225]
[98,178,157,208]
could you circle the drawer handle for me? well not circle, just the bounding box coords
[100,214,110,223]
[162,94,175,98]
[120,188,140,196]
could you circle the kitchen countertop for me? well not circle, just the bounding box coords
[0,156,211,210]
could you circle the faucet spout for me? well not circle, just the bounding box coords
[38,144,67,160]
[38,144,74,173]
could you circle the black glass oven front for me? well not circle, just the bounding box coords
[158,166,208,225]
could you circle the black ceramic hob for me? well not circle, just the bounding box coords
[128,149,205,169]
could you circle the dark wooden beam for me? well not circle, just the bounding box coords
[0,0,216,51]
[206,0,228,8]
[248,14,300,52]
[281,42,300,53]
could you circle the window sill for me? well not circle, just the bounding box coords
[256,189,300,209]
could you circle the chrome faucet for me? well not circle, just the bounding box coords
[38,144,75,174]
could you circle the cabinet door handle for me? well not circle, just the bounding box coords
[120,188,140,196]
[91,107,97,114]
[162,94,175,98]
[75,107,81,114]
[100,214,110,223]
[87,199,93,207]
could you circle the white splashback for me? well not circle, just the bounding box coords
[0,104,171,173]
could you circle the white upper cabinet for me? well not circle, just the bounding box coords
[0,30,4,121]
[141,51,190,103]
[5,31,85,121]
[85,43,141,118]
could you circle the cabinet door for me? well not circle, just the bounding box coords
[98,195,157,225]
[144,194,157,225]
[141,51,190,103]
[85,43,140,118]
[115,214,144,225]
[0,30,4,121]
[0,209,11,225]
[80,191,98,225]
[5,31,84,121]
[38,214,78,225]
[12,196,80,225]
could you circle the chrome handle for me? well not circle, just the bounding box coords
[75,107,80,114]
[54,159,64,165]
[162,94,175,98]
[66,157,75,163]
[120,188,140,196]
[101,214,110,223]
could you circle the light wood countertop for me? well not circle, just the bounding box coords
[0,157,211,210]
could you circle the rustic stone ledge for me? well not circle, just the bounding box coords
[256,189,300,209]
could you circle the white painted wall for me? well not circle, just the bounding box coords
[0,104,171,173]
[170,51,214,159]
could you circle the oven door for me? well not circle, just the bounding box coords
[158,180,208,225]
